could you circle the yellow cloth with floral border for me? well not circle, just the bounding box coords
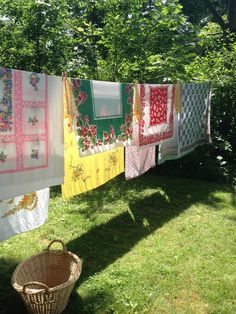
[62,79,124,198]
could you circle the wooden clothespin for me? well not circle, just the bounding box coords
[174,81,182,113]
[133,80,142,123]
[62,71,67,80]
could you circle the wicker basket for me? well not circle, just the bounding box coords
[11,239,82,314]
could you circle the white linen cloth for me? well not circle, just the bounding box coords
[0,188,49,241]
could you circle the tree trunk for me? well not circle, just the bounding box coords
[204,0,227,34]
[227,0,236,33]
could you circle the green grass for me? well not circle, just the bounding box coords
[0,174,236,314]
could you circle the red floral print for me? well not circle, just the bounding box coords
[139,84,174,147]
[77,91,87,105]
[149,86,168,126]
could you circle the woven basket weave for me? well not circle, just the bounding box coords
[11,239,82,314]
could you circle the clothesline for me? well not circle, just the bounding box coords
[0,65,211,241]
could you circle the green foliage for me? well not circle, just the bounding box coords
[0,0,74,74]
[97,0,195,82]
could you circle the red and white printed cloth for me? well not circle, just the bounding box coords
[125,124,156,180]
[134,84,175,150]
[0,68,64,199]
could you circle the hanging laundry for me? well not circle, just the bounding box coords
[0,188,49,241]
[158,110,180,164]
[64,73,79,132]
[174,83,182,113]
[70,78,133,156]
[62,78,124,198]
[125,124,156,180]
[133,80,142,123]
[158,82,211,164]
[0,68,64,200]
[134,84,175,150]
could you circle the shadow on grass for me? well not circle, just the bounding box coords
[66,174,234,286]
[50,185,61,198]
[1,175,235,314]
[65,289,114,314]
[67,173,234,218]
[225,215,236,222]
[0,258,24,314]
[68,192,172,283]
[62,174,236,313]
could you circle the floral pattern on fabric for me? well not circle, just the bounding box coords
[28,115,39,126]
[29,73,40,91]
[149,86,168,126]
[69,156,91,183]
[105,150,118,173]
[138,84,174,149]
[0,70,63,201]
[0,151,8,163]
[76,113,133,153]
[0,188,49,241]
[31,149,39,159]
[125,122,156,180]
[73,79,88,105]
[71,78,133,156]
[0,69,48,175]
[62,77,125,198]
[0,68,13,133]
[62,119,125,198]
[1,192,38,218]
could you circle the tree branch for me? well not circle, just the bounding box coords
[204,0,228,33]
[227,0,236,33]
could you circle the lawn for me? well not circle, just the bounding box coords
[0,173,235,314]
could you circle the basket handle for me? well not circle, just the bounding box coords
[46,239,67,252]
[23,282,49,294]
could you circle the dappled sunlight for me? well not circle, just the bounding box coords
[64,175,171,220]
[0,257,25,313]
[164,288,208,314]
[65,187,187,287]
[1,175,235,313]
[206,190,235,211]
[67,287,113,314]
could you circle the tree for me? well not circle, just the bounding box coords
[180,0,236,37]
[0,0,74,74]
[227,0,236,33]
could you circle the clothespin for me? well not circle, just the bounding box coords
[62,71,67,80]
[174,81,182,113]
[133,80,142,123]
[63,71,79,132]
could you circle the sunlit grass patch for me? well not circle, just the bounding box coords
[0,174,235,314]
